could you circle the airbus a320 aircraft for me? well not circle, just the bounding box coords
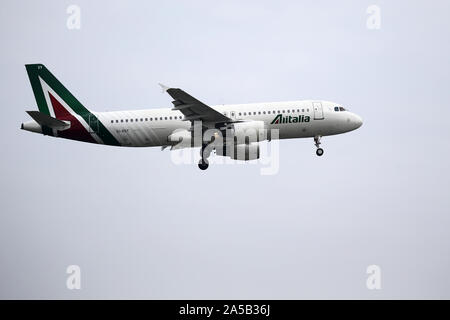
[21,64,363,170]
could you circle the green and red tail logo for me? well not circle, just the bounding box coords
[25,64,119,145]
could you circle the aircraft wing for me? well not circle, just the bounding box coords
[160,84,231,123]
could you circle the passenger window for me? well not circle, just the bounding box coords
[263,111,266,114]
[268,111,271,114]
[239,112,242,116]
[302,109,304,112]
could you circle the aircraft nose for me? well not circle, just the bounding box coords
[353,114,363,129]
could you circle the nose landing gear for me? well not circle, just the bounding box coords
[316,148,324,156]
[314,135,324,156]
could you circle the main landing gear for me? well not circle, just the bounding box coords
[198,159,209,170]
[314,135,324,157]
[198,143,212,170]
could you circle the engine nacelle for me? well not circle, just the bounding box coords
[229,120,266,144]
[229,143,260,161]
[167,129,192,149]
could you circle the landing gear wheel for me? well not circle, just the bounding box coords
[316,148,324,156]
[198,159,209,170]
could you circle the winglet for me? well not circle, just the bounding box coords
[158,83,170,92]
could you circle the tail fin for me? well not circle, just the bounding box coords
[25,64,120,145]
[25,64,90,117]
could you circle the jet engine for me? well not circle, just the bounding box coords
[228,120,266,144]
[230,142,260,161]
[215,142,260,161]
[167,129,193,149]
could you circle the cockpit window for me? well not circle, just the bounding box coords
[334,106,339,112]
[339,107,346,111]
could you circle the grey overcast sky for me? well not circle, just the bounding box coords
[1,0,449,299]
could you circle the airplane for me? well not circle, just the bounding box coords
[21,64,363,170]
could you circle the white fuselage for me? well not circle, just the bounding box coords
[93,100,363,147]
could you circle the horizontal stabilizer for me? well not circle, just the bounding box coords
[26,111,70,130]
